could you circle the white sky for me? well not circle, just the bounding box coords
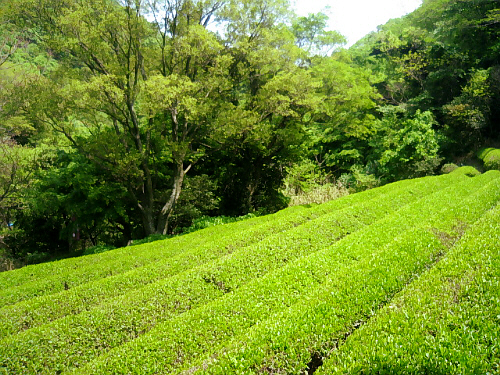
[291,0,423,47]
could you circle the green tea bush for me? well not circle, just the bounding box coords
[71,173,499,374]
[0,210,291,307]
[319,202,500,374]
[0,174,463,371]
[478,147,500,170]
[450,165,481,177]
[440,162,458,174]
[177,173,500,375]
[0,177,422,337]
[0,174,427,306]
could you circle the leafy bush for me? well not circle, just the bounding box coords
[82,245,116,256]
[478,147,500,170]
[287,183,349,206]
[2,172,500,374]
[371,108,442,181]
[282,159,349,206]
[440,162,459,174]
[178,172,500,375]
[70,173,494,374]
[320,202,500,374]
[443,69,493,151]
[450,165,481,177]
[0,172,457,370]
[347,164,380,192]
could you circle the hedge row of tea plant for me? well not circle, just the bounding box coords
[0,193,356,307]
[449,165,481,177]
[0,175,433,337]
[0,204,327,294]
[67,172,500,375]
[0,170,438,298]
[478,147,500,171]
[0,172,459,373]
[174,172,500,375]
[319,202,500,374]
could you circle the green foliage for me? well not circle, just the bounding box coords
[349,0,500,162]
[308,54,380,175]
[371,108,442,181]
[3,0,497,257]
[281,159,350,205]
[339,164,380,192]
[169,175,219,233]
[478,147,500,170]
[440,162,458,174]
[77,172,499,375]
[291,12,345,55]
[450,165,481,177]
[0,141,36,228]
[6,150,139,258]
[443,69,493,149]
[3,171,497,373]
[3,0,322,237]
[320,200,500,374]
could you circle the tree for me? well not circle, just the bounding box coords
[306,53,380,174]
[0,139,37,229]
[370,108,442,181]
[5,0,319,235]
[291,12,345,56]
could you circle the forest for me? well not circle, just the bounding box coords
[1,0,499,266]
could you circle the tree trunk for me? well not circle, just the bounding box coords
[142,206,157,237]
[156,161,191,235]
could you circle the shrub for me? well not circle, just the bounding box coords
[339,165,380,193]
[282,160,349,205]
[287,183,349,206]
[450,165,481,177]
[478,147,500,170]
[0,172,462,372]
[320,201,500,374]
[440,163,459,174]
[82,245,116,256]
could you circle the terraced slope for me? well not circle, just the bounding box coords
[318,202,500,374]
[1,168,499,374]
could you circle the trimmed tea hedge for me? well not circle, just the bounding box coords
[176,173,500,375]
[70,172,500,375]
[0,173,472,373]
[449,165,481,177]
[2,171,499,375]
[319,202,500,374]
[478,147,500,170]
[0,175,435,338]
[0,173,460,373]
[0,194,353,307]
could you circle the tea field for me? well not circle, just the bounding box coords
[1,167,499,374]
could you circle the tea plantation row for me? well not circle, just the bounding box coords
[0,168,499,374]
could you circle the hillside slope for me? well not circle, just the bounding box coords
[1,168,499,374]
